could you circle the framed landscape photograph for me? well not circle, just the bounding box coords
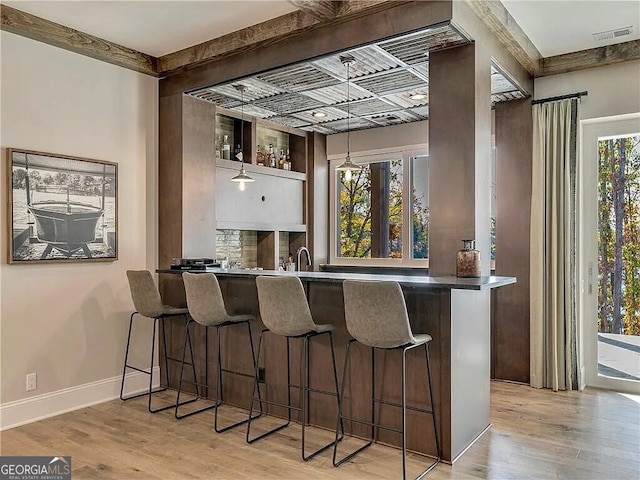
[7,148,118,263]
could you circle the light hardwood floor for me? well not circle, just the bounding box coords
[1,381,639,479]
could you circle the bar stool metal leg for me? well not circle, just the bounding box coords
[121,313,191,413]
[247,330,342,462]
[247,329,292,443]
[214,321,262,432]
[333,342,440,479]
[175,318,208,419]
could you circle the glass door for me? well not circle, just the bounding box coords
[582,115,640,393]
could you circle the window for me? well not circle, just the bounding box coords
[330,148,429,266]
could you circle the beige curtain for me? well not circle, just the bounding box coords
[530,98,580,391]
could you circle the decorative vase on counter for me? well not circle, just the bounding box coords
[456,239,481,277]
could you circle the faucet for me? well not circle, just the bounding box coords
[296,246,312,272]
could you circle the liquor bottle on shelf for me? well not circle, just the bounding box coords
[268,144,276,168]
[222,135,231,160]
[256,145,265,166]
[285,149,292,171]
[215,135,222,159]
[278,149,285,169]
[235,144,241,161]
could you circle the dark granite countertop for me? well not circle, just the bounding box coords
[158,267,516,290]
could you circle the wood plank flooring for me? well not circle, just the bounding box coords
[1,381,639,479]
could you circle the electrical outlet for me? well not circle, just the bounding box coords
[26,373,37,392]
[258,367,266,383]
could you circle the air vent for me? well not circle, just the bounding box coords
[593,26,633,41]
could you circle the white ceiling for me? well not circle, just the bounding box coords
[503,0,640,57]
[2,1,299,57]
[3,1,638,59]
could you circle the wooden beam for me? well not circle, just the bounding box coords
[289,0,345,21]
[158,0,397,77]
[540,39,640,77]
[159,0,440,96]
[463,0,541,77]
[0,4,157,76]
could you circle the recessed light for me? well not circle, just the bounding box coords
[410,93,427,100]
[312,112,327,118]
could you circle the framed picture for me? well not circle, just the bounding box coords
[7,148,118,263]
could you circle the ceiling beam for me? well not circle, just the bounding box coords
[288,1,347,21]
[463,0,542,77]
[540,39,640,77]
[0,4,157,76]
[158,0,399,77]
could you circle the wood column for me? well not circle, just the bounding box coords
[428,43,492,276]
[158,94,217,269]
[492,98,532,383]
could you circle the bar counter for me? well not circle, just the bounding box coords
[158,268,516,464]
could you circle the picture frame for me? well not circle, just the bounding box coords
[7,148,118,263]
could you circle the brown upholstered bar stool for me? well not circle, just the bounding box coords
[121,270,197,413]
[247,275,343,461]
[178,272,261,432]
[333,280,440,479]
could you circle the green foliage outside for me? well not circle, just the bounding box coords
[598,135,640,336]
[339,159,428,259]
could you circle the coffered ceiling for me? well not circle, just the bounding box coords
[188,24,526,134]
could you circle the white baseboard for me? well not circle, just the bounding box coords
[0,367,160,431]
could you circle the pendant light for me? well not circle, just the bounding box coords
[335,54,361,182]
[230,84,254,191]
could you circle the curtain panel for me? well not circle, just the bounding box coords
[530,98,581,391]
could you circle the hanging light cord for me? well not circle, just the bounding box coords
[346,60,350,159]
[240,88,244,165]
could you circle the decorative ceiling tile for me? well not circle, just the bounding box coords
[257,64,340,93]
[321,116,378,132]
[367,110,423,127]
[353,69,425,96]
[312,45,401,78]
[335,98,400,116]
[410,105,430,119]
[189,89,242,109]
[491,91,526,103]
[253,92,325,115]
[185,24,526,135]
[301,124,337,135]
[208,77,284,102]
[382,91,429,108]
[291,106,349,124]
[377,25,463,64]
[300,83,373,105]
[491,72,518,94]
[228,104,278,118]
[259,115,311,128]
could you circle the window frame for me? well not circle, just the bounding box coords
[328,144,429,267]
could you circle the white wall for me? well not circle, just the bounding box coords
[0,32,158,420]
[326,120,428,157]
[534,60,640,119]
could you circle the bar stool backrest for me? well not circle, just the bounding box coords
[256,276,317,337]
[343,280,415,349]
[126,270,164,318]
[182,273,229,326]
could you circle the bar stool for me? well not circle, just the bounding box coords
[247,275,343,461]
[120,270,197,413]
[178,272,261,432]
[333,280,440,479]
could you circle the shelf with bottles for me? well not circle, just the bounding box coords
[214,109,252,162]
[254,119,307,174]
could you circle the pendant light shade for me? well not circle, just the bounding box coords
[231,84,253,190]
[336,54,361,181]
